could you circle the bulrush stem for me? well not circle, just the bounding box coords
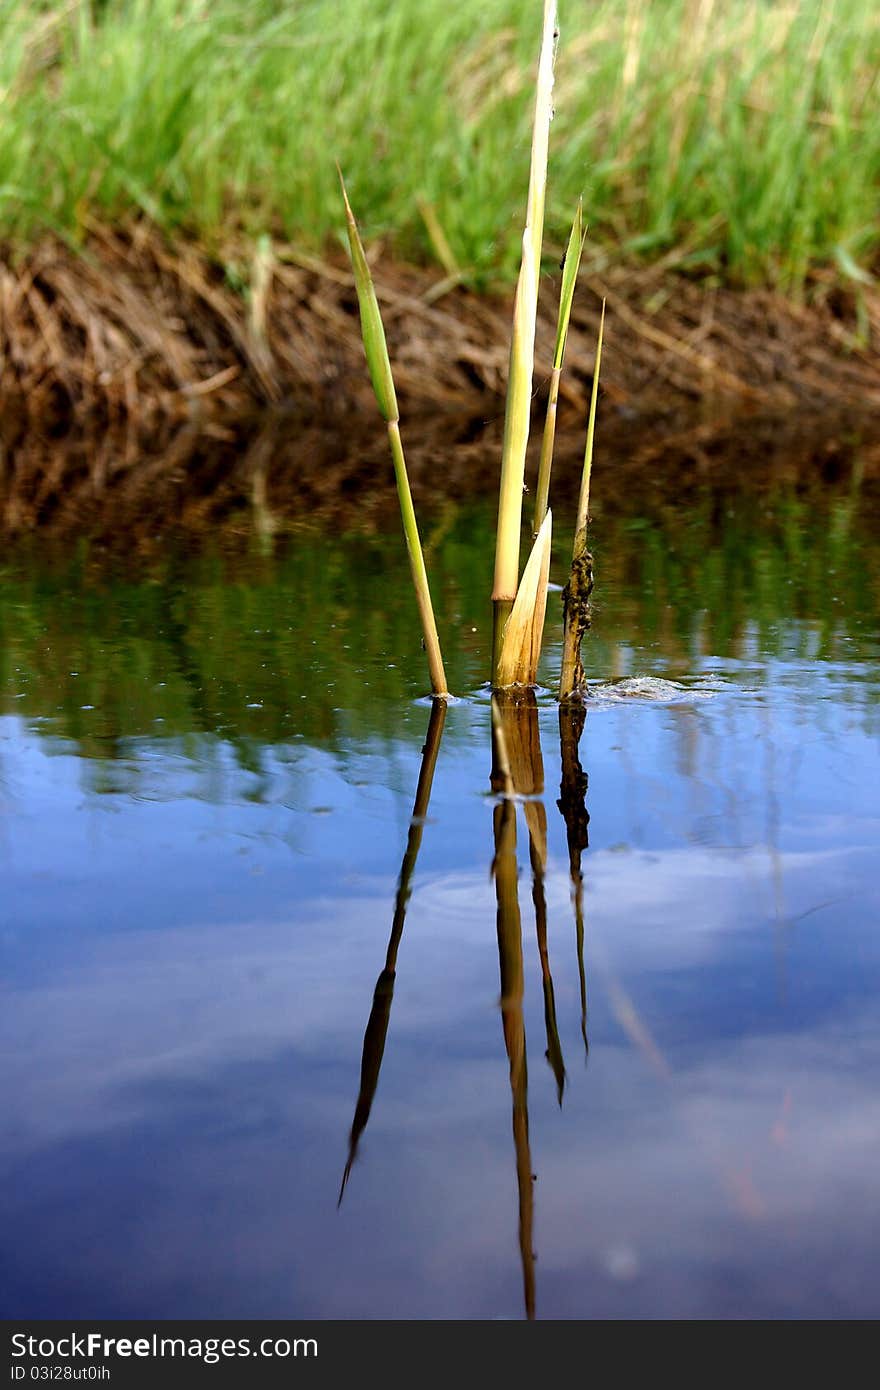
[491,0,558,683]
[560,301,605,702]
[387,419,448,697]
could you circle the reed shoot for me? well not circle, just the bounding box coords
[339,170,448,698]
[532,199,586,538]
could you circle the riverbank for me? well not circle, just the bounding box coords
[4,2,878,287]
[2,224,879,428]
[3,2,878,427]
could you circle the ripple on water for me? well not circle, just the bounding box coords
[587,675,722,705]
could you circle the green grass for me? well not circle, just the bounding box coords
[1,0,878,291]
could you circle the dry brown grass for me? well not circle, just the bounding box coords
[1,223,879,428]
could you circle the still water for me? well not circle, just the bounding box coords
[1,457,878,1319]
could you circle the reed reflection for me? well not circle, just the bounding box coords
[492,689,575,1314]
[338,697,447,1206]
[339,688,593,1317]
[558,701,590,1056]
[490,689,595,1317]
[490,692,536,1320]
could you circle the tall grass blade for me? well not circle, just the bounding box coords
[560,301,605,701]
[339,168,448,697]
[496,509,552,688]
[492,0,559,681]
[533,198,586,536]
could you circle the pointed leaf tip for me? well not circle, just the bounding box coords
[338,174,398,423]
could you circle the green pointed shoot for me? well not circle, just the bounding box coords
[573,298,606,547]
[492,0,558,683]
[338,168,397,422]
[533,199,587,537]
[339,168,448,698]
[560,300,605,702]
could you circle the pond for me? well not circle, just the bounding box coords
[1,440,878,1319]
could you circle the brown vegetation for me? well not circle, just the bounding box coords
[1,223,879,427]
[3,394,878,544]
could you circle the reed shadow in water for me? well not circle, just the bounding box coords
[558,701,590,1057]
[490,689,568,1319]
[338,697,447,1206]
[338,691,585,1320]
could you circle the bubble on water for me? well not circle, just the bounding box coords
[588,676,717,705]
[604,1243,640,1281]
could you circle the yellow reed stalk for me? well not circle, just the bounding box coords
[492,0,558,681]
[339,169,448,698]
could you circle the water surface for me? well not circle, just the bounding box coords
[2,459,878,1319]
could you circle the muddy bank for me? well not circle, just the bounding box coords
[1,224,879,427]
